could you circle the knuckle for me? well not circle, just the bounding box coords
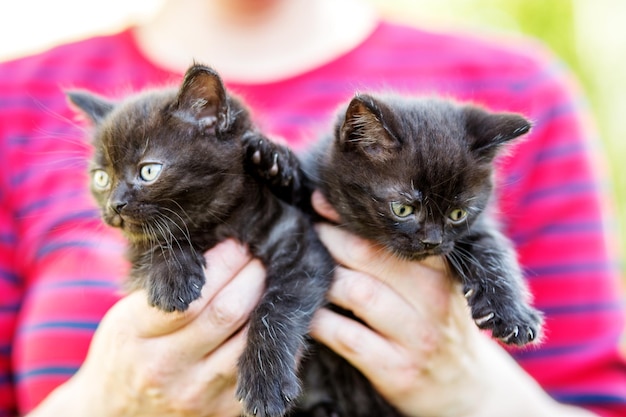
[335,323,366,356]
[209,296,246,328]
[345,275,379,308]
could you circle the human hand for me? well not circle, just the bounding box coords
[30,239,265,417]
[308,191,582,417]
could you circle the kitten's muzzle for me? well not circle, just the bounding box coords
[104,201,128,228]
[420,239,442,251]
[112,201,127,214]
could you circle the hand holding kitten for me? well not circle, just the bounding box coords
[27,240,264,417]
[309,191,591,417]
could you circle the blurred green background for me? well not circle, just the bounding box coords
[372,0,626,272]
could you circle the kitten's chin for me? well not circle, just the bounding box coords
[104,215,146,241]
[392,244,453,262]
[106,213,124,228]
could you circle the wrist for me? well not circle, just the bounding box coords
[26,370,115,417]
[467,335,597,417]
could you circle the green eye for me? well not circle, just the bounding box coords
[139,163,163,182]
[448,208,468,223]
[390,202,415,218]
[92,169,110,190]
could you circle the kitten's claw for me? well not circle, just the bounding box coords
[500,326,519,343]
[464,288,474,299]
[253,149,262,165]
[474,312,494,326]
[269,153,279,177]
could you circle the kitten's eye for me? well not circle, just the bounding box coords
[92,169,110,190]
[390,202,415,218]
[448,208,468,224]
[139,163,163,183]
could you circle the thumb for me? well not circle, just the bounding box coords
[122,239,252,337]
[311,190,341,223]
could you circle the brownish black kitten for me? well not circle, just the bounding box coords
[248,93,544,417]
[68,64,334,417]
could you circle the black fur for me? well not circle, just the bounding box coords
[248,93,544,416]
[68,64,335,417]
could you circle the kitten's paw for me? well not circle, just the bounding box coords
[147,268,204,312]
[490,307,543,346]
[236,352,301,417]
[465,285,543,346]
[242,131,297,187]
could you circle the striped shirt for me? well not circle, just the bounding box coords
[0,21,624,416]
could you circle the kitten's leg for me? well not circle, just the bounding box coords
[450,219,543,345]
[236,221,334,417]
[131,244,205,312]
[242,130,305,205]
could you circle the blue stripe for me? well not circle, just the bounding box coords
[0,233,16,245]
[531,101,582,128]
[39,279,119,290]
[0,268,20,285]
[7,135,30,146]
[521,182,601,205]
[511,221,605,245]
[35,240,103,259]
[0,371,12,385]
[552,392,626,406]
[15,190,86,217]
[524,261,618,278]
[514,334,620,360]
[15,366,78,382]
[534,142,587,163]
[540,300,625,316]
[0,302,21,314]
[0,344,11,356]
[21,320,99,333]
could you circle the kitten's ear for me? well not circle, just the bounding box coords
[174,64,228,133]
[465,106,531,160]
[66,90,114,124]
[338,94,399,160]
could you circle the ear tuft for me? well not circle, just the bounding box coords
[174,64,228,133]
[66,90,114,124]
[338,94,399,160]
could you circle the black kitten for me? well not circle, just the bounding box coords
[249,93,544,416]
[67,64,334,417]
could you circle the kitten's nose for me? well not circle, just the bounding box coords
[420,239,442,250]
[112,201,127,214]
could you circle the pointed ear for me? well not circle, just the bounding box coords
[338,94,400,160]
[66,90,114,124]
[173,64,228,134]
[465,106,531,160]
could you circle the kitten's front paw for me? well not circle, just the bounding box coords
[148,265,205,312]
[236,349,301,417]
[466,286,543,346]
[242,131,297,187]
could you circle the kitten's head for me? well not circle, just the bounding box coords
[68,64,250,243]
[322,93,530,260]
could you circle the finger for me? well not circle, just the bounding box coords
[310,308,408,385]
[325,267,423,345]
[176,258,266,357]
[316,223,453,312]
[131,239,252,337]
[311,190,340,223]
